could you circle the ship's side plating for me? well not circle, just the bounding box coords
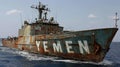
[16,26,118,62]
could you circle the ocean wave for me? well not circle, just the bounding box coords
[15,50,58,61]
[0,46,115,66]
[52,59,114,66]
[14,50,114,65]
[98,60,114,65]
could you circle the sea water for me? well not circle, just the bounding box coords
[0,40,120,67]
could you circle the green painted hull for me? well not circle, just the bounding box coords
[12,28,118,62]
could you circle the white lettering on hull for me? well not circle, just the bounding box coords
[43,41,49,52]
[53,41,63,53]
[78,40,90,54]
[36,41,40,51]
[65,41,74,53]
[35,40,90,54]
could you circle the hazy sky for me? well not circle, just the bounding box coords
[0,0,120,41]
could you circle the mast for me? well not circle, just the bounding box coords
[114,12,119,28]
[44,11,47,20]
[31,2,49,20]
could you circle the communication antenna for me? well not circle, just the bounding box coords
[114,12,119,28]
[20,13,23,26]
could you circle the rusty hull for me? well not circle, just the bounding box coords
[2,37,18,48]
[2,28,118,62]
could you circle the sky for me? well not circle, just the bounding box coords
[0,0,120,42]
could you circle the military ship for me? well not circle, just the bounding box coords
[2,2,118,62]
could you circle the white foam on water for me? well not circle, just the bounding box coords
[0,47,13,52]
[53,60,75,63]
[18,51,114,65]
[98,59,114,65]
[0,46,57,61]
[52,59,114,66]
[14,50,58,61]
[0,46,114,66]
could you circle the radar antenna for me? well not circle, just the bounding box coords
[31,2,50,20]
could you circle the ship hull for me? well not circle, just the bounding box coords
[2,28,118,62]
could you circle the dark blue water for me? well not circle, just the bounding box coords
[0,42,120,67]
